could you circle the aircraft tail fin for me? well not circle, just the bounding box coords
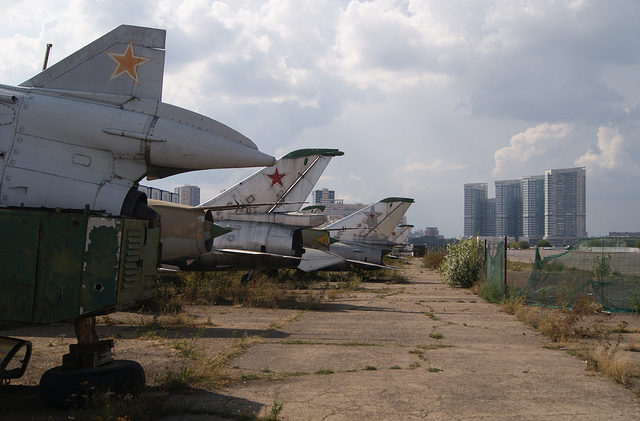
[325,197,414,242]
[199,148,343,217]
[21,25,165,100]
[389,224,413,243]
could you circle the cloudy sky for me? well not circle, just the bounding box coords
[2,0,639,237]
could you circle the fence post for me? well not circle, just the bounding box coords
[504,236,508,293]
[484,239,487,270]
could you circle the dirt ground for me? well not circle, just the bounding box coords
[1,258,640,420]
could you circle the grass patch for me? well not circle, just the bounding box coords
[68,389,176,421]
[429,332,444,340]
[589,337,638,386]
[428,367,443,372]
[390,365,402,370]
[314,369,334,375]
[141,270,330,313]
[408,362,421,369]
[364,365,377,371]
[172,338,198,360]
[417,344,452,351]
[422,250,445,270]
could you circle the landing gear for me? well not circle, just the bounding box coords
[39,316,145,408]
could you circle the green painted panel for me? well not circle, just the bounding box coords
[0,213,39,321]
[80,217,121,315]
[34,213,86,322]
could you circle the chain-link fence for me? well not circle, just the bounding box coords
[482,239,640,312]
[523,248,640,312]
[484,238,506,296]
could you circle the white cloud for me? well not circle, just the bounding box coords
[493,123,573,177]
[575,126,625,173]
[1,1,639,237]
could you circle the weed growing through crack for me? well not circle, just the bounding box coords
[269,401,284,421]
[425,311,439,321]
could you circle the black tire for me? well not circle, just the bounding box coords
[39,360,145,408]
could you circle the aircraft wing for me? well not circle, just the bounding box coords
[215,248,301,261]
[21,25,165,100]
[297,248,346,272]
[345,259,399,270]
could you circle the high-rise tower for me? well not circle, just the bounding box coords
[544,167,586,244]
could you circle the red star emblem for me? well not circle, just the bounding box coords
[267,168,286,186]
[106,41,152,85]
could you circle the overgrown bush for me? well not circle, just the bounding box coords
[439,238,483,288]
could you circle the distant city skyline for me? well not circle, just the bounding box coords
[465,167,586,245]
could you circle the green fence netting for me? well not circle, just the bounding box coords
[485,240,505,295]
[521,248,640,312]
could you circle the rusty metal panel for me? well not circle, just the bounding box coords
[79,217,122,316]
[0,212,39,321]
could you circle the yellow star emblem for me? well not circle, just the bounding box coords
[106,41,151,85]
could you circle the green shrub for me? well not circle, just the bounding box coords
[439,238,483,288]
[518,240,530,249]
[536,239,551,247]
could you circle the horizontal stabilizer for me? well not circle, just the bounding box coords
[297,248,346,272]
[21,25,166,100]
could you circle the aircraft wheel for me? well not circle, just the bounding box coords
[39,360,145,408]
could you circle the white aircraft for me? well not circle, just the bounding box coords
[389,224,415,257]
[151,149,346,272]
[319,197,415,270]
[0,24,274,404]
[0,24,274,218]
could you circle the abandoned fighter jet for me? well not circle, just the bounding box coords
[389,224,415,257]
[153,148,346,272]
[317,197,415,270]
[0,24,274,406]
